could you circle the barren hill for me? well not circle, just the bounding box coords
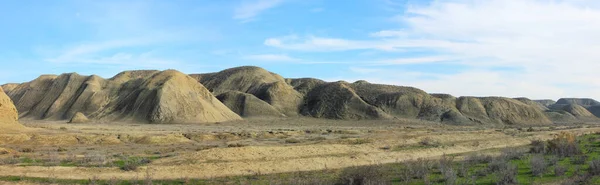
[3,66,599,125]
[3,70,241,124]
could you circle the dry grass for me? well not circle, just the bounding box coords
[0,119,598,182]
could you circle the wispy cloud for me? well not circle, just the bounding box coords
[310,8,324,13]
[243,54,299,61]
[233,0,284,22]
[264,35,406,51]
[263,0,600,99]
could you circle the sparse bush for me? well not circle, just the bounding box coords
[465,153,493,164]
[494,163,518,185]
[57,147,68,152]
[526,127,535,132]
[588,159,600,176]
[570,155,587,165]
[547,132,581,157]
[337,165,388,185]
[347,138,372,145]
[529,140,545,154]
[227,143,247,147]
[548,155,559,166]
[59,127,67,130]
[442,167,457,185]
[419,137,441,147]
[488,158,508,173]
[530,155,547,177]
[119,157,152,171]
[399,158,433,182]
[458,160,469,178]
[285,138,302,144]
[500,148,525,160]
[439,154,455,171]
[121,161,139,171]
[554,165,566,177]
[20,148,34,153]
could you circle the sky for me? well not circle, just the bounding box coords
[2,0,600,100]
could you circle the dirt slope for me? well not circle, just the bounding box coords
[3,70,241,124]
[216,91,284,117]
[0,87,23,130]
[302,81,392,120]
[558,104,597,120]
[193,66,302,116]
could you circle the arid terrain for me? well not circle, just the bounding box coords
[0,118,599,183]
[2,66,600,184]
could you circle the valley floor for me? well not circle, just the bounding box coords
[0,118,599,183]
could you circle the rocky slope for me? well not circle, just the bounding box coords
[3,66,599,125]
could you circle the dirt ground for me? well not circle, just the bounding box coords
[0,117,599,180]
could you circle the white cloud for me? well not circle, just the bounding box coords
[233,0,284,22]
[369,30,407,37]
[265,0,600,99]
[243,54,299,61]
[310,8,324,13]
[264,35,404,51]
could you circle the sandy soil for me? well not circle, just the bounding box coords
[0,118,598,180]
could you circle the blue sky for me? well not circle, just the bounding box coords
[2,0,600,100]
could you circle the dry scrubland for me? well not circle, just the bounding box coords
[2,66,600,184]
[0,118,599,184]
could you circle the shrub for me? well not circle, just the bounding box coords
[494,164,518,185]
[570,155,587,165]
[554,165,566,177]
[547,132,581,157]
[348,138,372,145]
[20,148,34,153]
[442,167,457,185]
[548,155,559,166]
[119,157,152,171]
[458,160,469,178]
[529,140,545,154]
[488,159,507,173]
[465,153,493,164]
[588,159,600,176]
[337,165,388,185]
[438,154,455,175]
[530,155,547,177]
[419,137,441,147]
[285,138,302,144]
[500,148,525,160]
[227,143,247,147]
[399,158,433,181]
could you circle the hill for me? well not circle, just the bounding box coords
[3,66,598,125]
[3,70,241,124]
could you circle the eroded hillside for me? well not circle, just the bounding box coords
[2,66,600,125]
